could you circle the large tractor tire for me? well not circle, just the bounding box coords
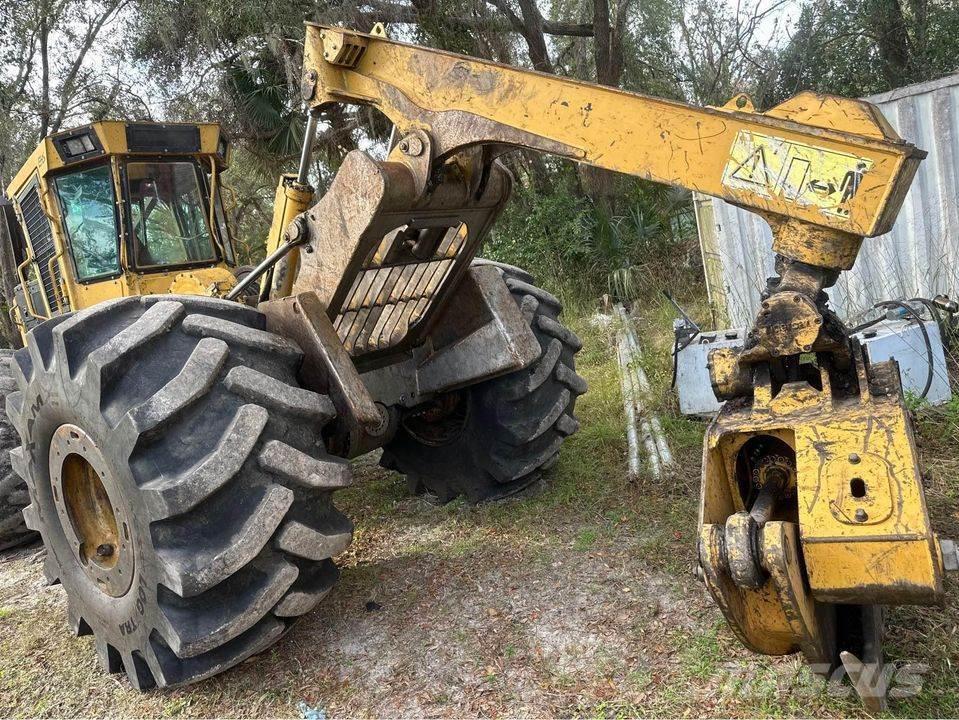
[8,296,353,689]
[0,349,37,551]
[382,262,586,503]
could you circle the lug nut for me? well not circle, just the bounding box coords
[96,543,115,558]
[855,509,868,523]
[399,135,424,156]
[848,453,861,464]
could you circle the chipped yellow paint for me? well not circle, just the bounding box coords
[722,130,874,220]
[264,174,315,298]
[765,216,864,270]
[794,400,942,603]
[762,521,831,662]
[2,26,943,674]
[699,364,944,660]
[6,121,237,343]
[699,523,801,656]
[308,23,946,673]
[167,267,238,296]
[7,121,226,199]
[302,24,923,237]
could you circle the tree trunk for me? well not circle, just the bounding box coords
[867,0,914,87]
[515,0,554,73]
[906,0,928,77]
[38,4,50,139]
[579,0,628,212]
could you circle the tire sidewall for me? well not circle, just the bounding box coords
[19,350,162,656]
[385,268,580,501]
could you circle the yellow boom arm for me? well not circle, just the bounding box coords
[302,23,921,244]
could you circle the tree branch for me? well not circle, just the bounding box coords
[51,0,129,133]
[361,0,593,36]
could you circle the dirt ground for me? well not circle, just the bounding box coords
[1,311,957,718]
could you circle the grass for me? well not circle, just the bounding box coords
[0,281,958,717]
[573,528,599,551]
[678,624,723,680]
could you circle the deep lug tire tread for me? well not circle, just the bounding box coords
[8,296,353,689]
[383,263,586,503]
[0,348,37,551]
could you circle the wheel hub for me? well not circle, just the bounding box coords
[401,391,470,446]
[49,424,134,598]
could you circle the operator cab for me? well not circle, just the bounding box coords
[5,121,239,333]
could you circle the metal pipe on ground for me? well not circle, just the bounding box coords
[613,304,673,478]
[616,332,661,479]
[621,325,675,468]
[616,332,643,479]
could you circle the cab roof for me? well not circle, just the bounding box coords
[8,121,230,200]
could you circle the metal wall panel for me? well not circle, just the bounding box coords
[696,74,959,327]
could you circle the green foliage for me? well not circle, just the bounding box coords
[225,59,302,157]
[5,0,959,311]
[484,162,701,303]
[217,150,279,265]
[771,0,959,103]
[483,169,593,295]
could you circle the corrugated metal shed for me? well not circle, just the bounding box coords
[694,74,959,327]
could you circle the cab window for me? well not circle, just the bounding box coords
[127,162,218,268]
[54,164,121,281]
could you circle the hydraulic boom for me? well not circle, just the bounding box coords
[288,24,951,708]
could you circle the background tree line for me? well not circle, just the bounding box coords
[1,0,957,305]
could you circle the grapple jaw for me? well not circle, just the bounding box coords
[699,348,947,707]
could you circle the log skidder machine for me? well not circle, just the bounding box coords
[0,24,953,700]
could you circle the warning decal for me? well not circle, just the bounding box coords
[722,130,873,219]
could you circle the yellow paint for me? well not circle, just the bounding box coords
[699,364,944,662]
[722,131,874,220]
[699,522,809,656]
[1,26,944,676]
[302,24,922,237]
[168,267,238,296]
[803,539,940,603]
[793,395,942,603]
[7,121,226,197]
[265,175,314,297]
[766,217,864,270]
[5,121,238,342]
[762,521,831,663]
